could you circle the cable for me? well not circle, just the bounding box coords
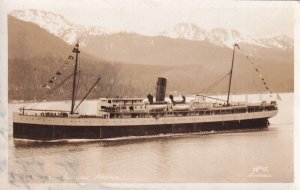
[28,73,74,109]
[23,48,76,109]
[198,71,231,94]
[236,46,273,97]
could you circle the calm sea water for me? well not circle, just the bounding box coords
[8,93,293,183]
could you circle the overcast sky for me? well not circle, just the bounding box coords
[7,0,295,38]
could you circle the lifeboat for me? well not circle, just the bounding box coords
[172,104,190,111]
[148,104,168,111]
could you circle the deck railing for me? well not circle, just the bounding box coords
[19,104,277,119]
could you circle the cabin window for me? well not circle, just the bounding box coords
[130,106,134,111]
[108,100,111,103]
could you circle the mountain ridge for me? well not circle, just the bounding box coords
[10,9,293,50]
[10,9,108,45]
[161,23,293,49]
[8,15,294,101]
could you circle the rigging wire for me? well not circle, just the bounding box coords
[197,43,274,100]
[196,43,273,101]
[197,71,231,95]
[27,73,74,109]
[80,72,100,79]
[22,55,75,109]
[73,77,101,112]
[46,73,74,93]
[236,47,273,97]
[23,45,78,110]
[196,94,227,102]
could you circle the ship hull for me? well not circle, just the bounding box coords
[13,118,270,141]
[13,109,277,141]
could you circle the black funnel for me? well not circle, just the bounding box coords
[156,77,167,102]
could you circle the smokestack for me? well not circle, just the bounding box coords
[156,77,167,102]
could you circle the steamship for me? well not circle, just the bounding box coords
[13,43,278,141]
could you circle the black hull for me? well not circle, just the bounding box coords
[13,118,270,141]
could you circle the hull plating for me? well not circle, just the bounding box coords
[13,118,269,141]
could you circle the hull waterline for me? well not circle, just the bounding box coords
[13,116,271,141]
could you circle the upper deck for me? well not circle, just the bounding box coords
[16,97,278,120]
[97,97,277,119]
[99,97,144,105]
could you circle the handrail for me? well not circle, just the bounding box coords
[19,108,70,112]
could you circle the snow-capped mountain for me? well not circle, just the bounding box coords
[162,23,293,49]
[10,9,108,45]
[206,28,263,48]
[259,35,294,49]
[161,23,208,41]
[10,9,293,50]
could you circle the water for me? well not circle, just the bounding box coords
[8,93,293,183]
